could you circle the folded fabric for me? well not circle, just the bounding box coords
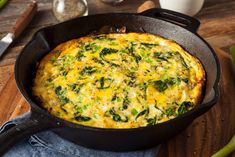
[0,112,160,157]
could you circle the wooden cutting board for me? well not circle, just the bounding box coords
[0,48,234,157]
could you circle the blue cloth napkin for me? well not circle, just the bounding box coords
[1,112,160,157]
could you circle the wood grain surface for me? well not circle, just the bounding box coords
[0,0,235,157]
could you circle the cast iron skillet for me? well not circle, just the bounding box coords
[0,8,220,155]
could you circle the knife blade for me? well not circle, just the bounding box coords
[0,33,14,57]
[0,1,37,58]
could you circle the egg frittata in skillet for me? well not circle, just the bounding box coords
[32,33,205,128]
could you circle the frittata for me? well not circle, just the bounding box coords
[32,33,205,128]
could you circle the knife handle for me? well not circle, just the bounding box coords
[10,1,37,39]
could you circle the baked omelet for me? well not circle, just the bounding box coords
[32,33,205,128]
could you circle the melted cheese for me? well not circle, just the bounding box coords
[32,33,205,128]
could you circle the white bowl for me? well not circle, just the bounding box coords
[159,0,205,16]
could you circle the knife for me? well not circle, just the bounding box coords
[0,1,37,58]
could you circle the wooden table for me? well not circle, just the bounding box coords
[0,0,235,156]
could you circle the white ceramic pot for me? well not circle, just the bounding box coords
[159,0,205,16]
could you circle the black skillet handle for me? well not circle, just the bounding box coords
[0,111,54,155]
[140,8,200,33]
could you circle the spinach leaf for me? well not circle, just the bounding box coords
[76,50,84,61]
[166,77,181,85]
[80,66,97,75]
[58,55,75,67]
[165,107,175,117]
[153,80,168,92]
[146,117,157,126]
[97,77,112,89]
[55,86,69,104]
[122,95,130,110]
[136,108,149,120]
[62,71,68,76]
[175,51,188,68]
[179,55,188,68]
[153,77,180,92]
[139,82,148,100]
[126,72,136,87]
[55,86,62,95]
[154,52,173,62]
[109,108,128,122]
[100,48,118,58]
[100,48,119,66]
[92,57,104,65]
[127,42,142,64]
[70,83,83,94]
[111,93,118,101]
[84,43,96,51]
[154,104,164,113]
[178,101,193,115]
[140,42,159,48]
[75,115,91,122]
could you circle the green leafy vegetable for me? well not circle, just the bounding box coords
[97,77,112,89]
[84,43,96,51]
[55,86,62,95]
[62,71,68,76]
[55,86,69,104]
[109,108,128,122]
[153,80,168,92]
[70,83,83,94]
[175,51,188,68]
[122,95,130,110]
[140,42,159,48]
[127,42,142,64]
[80,66,97,75]
[126,72,136,87]
[154,104,164,114]
[76,50,84,61]
[58,55,75,66]
[111,93,118,101]
[154,52,173,62]
[178,101,193,115]
[139,82,148,100]
[92,57,104,65]
[58,67,68,77]
[165,107,175,117]
[136,108,149,120]
[146,117,157,126]
[75,115,91,122]
[100,48,118,58]
[153,77,180,92]
[100,48,119,66]
[60,105,68,113]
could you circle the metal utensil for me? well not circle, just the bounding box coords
[0,1,37,58]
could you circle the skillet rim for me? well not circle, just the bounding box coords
[14,12,220,132]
